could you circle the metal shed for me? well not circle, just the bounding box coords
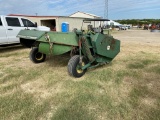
[8,14,88,32]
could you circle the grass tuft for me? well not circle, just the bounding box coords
[127,62,145,69]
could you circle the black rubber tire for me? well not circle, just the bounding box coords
[30,47,46,63]
[68,55,87,78]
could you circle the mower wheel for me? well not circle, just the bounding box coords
[68,55,87,78]
[30,47,46,63]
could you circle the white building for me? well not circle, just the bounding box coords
[70,11,102,19]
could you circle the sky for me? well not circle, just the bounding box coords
[0,0,160,20]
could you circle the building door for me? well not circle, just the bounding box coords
[41,19,56,31]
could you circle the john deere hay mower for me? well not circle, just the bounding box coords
[17,19,120,78]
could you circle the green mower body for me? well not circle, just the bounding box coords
[17,19,120,77]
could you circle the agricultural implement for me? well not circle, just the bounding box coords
[150,23,160,32]
[17,19,120,78]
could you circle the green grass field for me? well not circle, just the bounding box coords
[0,30,160,120]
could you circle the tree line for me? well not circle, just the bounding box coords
[115,19,160,25]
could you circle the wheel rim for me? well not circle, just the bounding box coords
[76,62,85,73]
[35,53,44,60]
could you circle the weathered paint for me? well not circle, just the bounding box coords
[17,30,45,40]
[38,31,79,46]
[90,33,120,59]
[39,42,72,55]
[17,29,120,63]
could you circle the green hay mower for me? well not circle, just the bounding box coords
[17,19,120,78]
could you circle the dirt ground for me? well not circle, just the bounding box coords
[113,29,160,45]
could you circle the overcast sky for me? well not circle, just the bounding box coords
[0,0,160,20]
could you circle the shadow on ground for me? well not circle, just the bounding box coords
[0,44,25,53]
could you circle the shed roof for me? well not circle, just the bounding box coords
[70,11,101,18]
[8,14,60,18]
[8,14,85,19]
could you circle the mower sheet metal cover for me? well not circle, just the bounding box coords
[91,33,120,59]
[38,32,79,46]
[17,30,46,40]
